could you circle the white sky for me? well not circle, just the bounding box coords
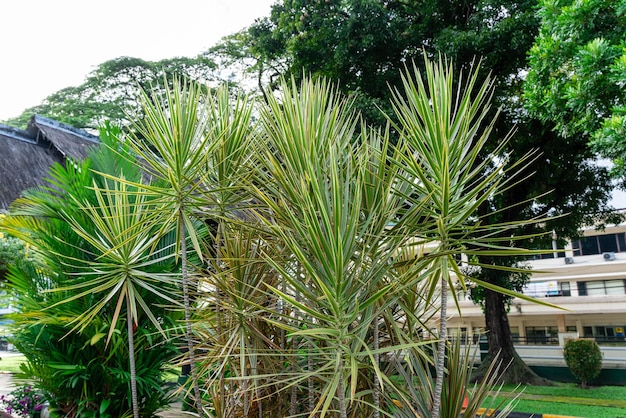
[1,1,624,209]
[0,0,275,121]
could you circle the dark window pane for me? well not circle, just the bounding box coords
[571,239,582,256]
[560,282,571,296]
[577,281,587,296]
[618,233,626,253]
[599,234,618,253]
[580,236,600,255]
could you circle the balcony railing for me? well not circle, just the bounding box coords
[453,335,626,346]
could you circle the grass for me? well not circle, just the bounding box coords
[502,383,626,400]
[0,354,26,374]
[507,398,625,418]
[486,383,626,418]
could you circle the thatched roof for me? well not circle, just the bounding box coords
[0,115,99,211]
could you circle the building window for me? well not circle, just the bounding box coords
[571,232,626,256]
[582,326,626,341]
[577,279,626,296]
[524,281,571,297]
[525,326,558,344]
[577,281,587,296]
[560,282,571,297]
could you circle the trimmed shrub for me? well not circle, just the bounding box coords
[563,339,602,388]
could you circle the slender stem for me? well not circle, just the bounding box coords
[308,340,315,415]
[252,343,262,418]
[431,272,448,418]
[291,283,301,416]
[180,216,203,416]
[337,363,347,418]
[290,335,298,416]
[242,332,249,418]
[127,299,139,418]
[279,276,286,415]
[216,223,226,412]
[373,316,380,418]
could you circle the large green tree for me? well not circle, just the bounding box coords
[524,0,626,183]
[3,56,218,131]
[216,0,619,384]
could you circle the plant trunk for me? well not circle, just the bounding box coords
[278,274,287,416]
[180,217,204,415]
[337,364,347,418]
[431,276,448,418]
[480,288,551,385]
[308,340,315,415]
[373,316,380,418]
[127,301,139,418]
[290,336,298,416]
[241,333,249,418]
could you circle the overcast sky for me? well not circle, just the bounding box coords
[2,1,624,209]
[0,0,275,121]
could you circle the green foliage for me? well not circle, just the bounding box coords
[4,249,178,417]
[185,59,544,416]
[0,384,46,417]
[0,126,182,417]
[120,78,257,415]
[219,0,620,384]
[525,0,626,183]
[224,0,542,127]
[393,339,519,418]
[563,339,603,388]
[0,60,568,417]
[2,56,218,130]
[0,229,26,283]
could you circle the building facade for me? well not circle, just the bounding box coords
[447,219,626,345]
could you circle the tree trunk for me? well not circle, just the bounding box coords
[480,288,551,385]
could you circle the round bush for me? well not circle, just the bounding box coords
[563,339,602,388]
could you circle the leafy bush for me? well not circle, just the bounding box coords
[0,384,46,417]
[2,127,184,417]
[0,224,34,284]
[7,260,181,417]
[563,339,602,388]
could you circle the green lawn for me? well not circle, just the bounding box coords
[488,383,626,418]
[0,354,26,374]
[502,383,626,400]
[508,398,625,417]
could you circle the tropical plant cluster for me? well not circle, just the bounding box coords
[0,56,542,417]
[0,385,46,418]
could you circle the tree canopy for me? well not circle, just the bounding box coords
[524,0,626,183]
[3,56,218,131]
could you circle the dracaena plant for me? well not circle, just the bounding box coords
[109,79,256,417]
[1,124,181,418]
